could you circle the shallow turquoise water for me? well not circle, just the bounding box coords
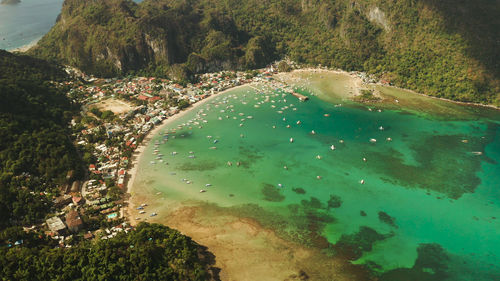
[0,0,143,51]
[0,0,63,50]
[135,84,500,280]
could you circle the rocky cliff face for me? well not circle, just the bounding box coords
[29,0,499,104]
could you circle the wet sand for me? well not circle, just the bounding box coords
[125,84,253,225]
[125,78,375,280]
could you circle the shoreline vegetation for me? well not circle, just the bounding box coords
[123,83,251,223]
[123,66,497,280]
[28,0,500,106]
[0,48,498,279]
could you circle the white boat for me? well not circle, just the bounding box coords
[316,155,322,159]
[150,212,157,217]
[386,137,392,141]
[296,120,301,125]
[379,126,384,131]
[330,145,335,150]
[290,138,294,143]
[139,210,146,214]
[311,130,316,135]
[205,184,212,187]
[339,140,344,143]
[369,138,377,143]
[278,183,283,188]
[360,179,365,184]
[200,189,206,193]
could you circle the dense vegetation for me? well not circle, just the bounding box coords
[30,0,499,105]
[0,50,81,228]
[0,51,216,281]
[0,223,216,280]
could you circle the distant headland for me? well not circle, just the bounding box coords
[1,0,21,5]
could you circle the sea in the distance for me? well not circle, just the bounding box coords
[0,0,64,50]
[132,72,500,280]
[0,0,143,51]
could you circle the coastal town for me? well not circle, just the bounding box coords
[15,61,303,247]
[8,55,385,249]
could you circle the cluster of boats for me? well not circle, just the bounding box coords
[135,203,156,220]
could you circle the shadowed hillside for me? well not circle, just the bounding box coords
[29,0,500,105]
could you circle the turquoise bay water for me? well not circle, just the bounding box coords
[135,83,500,280]
[0,0,63,50]
[0,0,143,51]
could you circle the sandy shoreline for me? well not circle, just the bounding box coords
[123,68,497,280]
[124,84,252,224]
[124,78,375,281]
[9,37,40,53]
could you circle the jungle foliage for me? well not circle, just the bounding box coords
[29,0,500,105]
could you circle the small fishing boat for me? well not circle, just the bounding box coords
[311,130,316,135]
[330,145,335,150]
[200,189,206,193]
[290,138,294,143]
[370,138,377,143]
[360,179,365,184]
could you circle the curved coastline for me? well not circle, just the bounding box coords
[124,69,500,280]
[124,83,253,223]
[124,77,376,280]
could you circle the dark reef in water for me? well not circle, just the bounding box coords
[333,226,393,261]
[367,132,491,199]
[261,183,285,202]
[379,243,450,281]
[378,211,398,228]
[301,197,323,209]
[292,187,306,194]
[327,195,343,209]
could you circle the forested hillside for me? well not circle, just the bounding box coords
[0,50,81,228]
[30,0,499,105]
[0,223,216,280]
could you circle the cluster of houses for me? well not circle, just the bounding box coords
[37,65,286,246]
